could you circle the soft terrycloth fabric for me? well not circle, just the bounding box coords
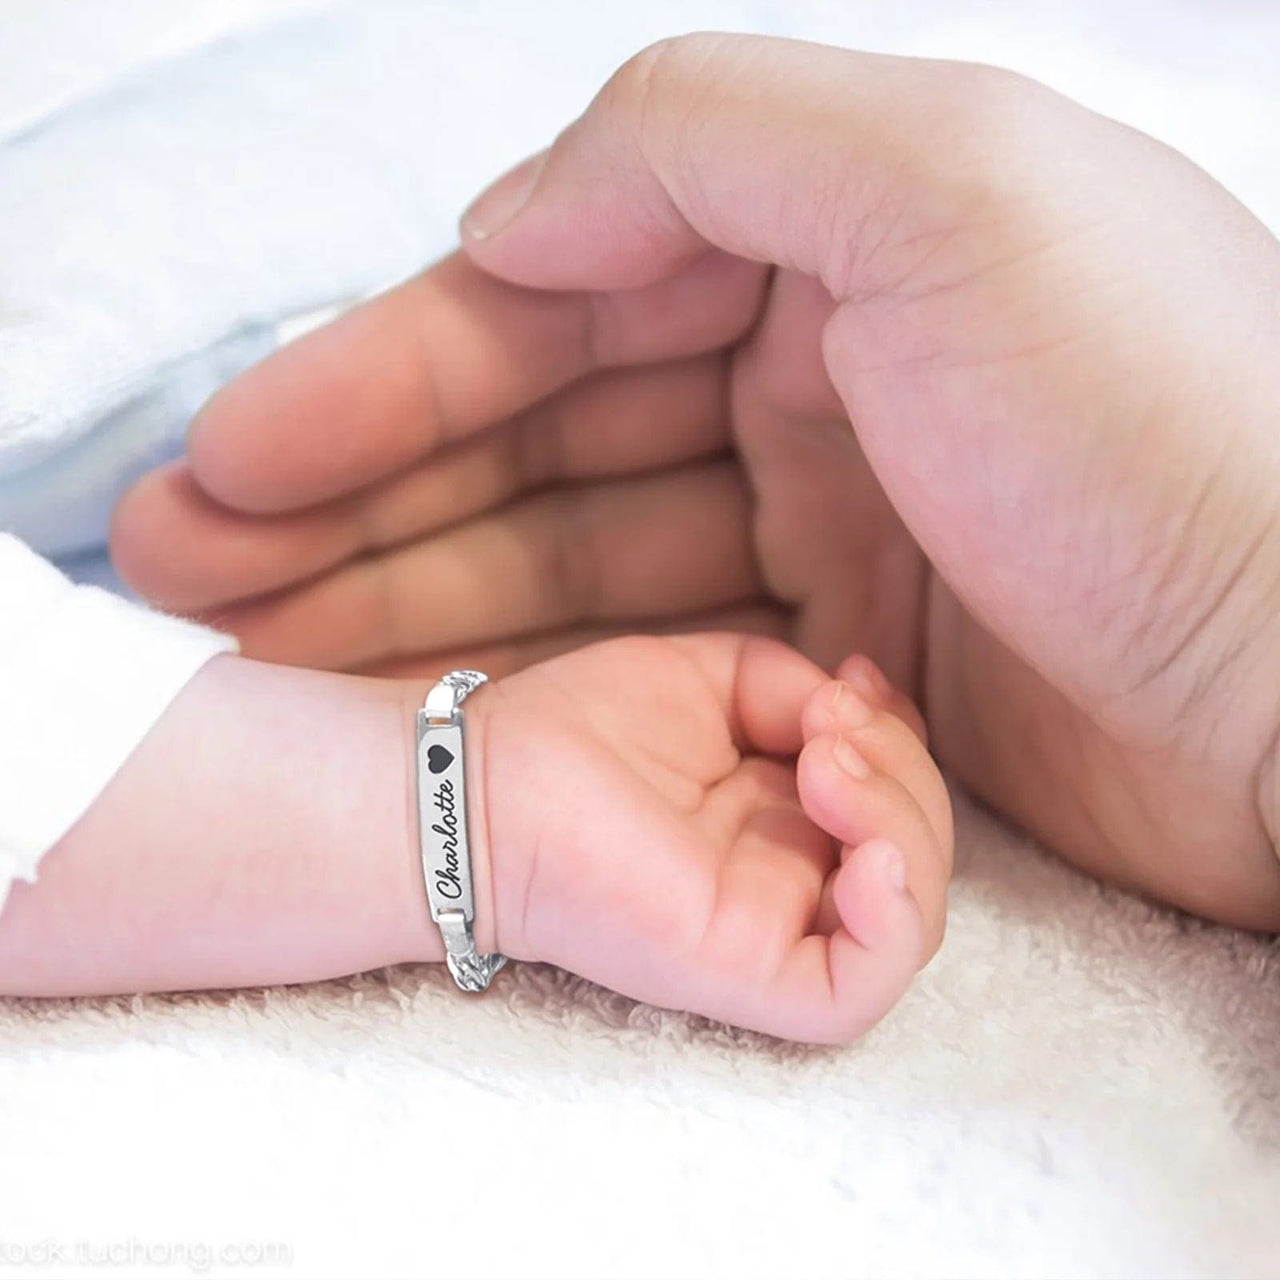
[2,4,1280,1277]
[2,790,1278,1279]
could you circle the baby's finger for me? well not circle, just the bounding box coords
[796,730,949,958]
[801,679,952,857]
[836,653,928,744]
[664,633,831,758]
[763,840,922,1044]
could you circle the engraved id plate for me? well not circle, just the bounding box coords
[416,713,475,925]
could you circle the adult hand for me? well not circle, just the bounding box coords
[112,34,1280,927]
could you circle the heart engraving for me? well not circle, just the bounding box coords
[427,744,455,775]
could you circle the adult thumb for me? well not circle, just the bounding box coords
[459,32,1026,295]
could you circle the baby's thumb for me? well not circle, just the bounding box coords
[459,32,1008,295]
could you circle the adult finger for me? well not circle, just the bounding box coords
[208,461,759,669]
[461,32,1029,296]
[114,355,729,611]
[188,249,764,513]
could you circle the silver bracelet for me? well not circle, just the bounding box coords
[415,670,507,992]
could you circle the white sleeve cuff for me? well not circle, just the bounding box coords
[0,534,237,909]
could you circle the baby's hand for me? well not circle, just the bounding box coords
[477,634,950,1042]
[0,632,948,1044]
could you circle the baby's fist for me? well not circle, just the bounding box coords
[473,634,952,1043]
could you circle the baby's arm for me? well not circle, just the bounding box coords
[0,636,951,1043]
[0,657,446,995]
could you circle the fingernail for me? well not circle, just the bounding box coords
[461,150,547,241]
[880,843,908,893]
[845,658,890,706]
[832,735,870,779]
[830,681,872,729]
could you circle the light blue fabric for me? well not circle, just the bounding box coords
[0,327,275,565]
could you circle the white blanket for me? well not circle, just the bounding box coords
[2,4,1279,1276]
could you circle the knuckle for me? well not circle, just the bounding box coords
[610,36,675,89]
[364,554,407,661]
[577,289,614,370]
[348,484,393,552]
[533,494,597,623]
[504,406,559,491]
[607,33,726,105]
[600,34,742,175]
[933,62,1073,204]
[600,39,673,129]
[831,62,1074,301]
[933,60,1052,143]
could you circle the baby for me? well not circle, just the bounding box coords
[0,628,949,1045]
